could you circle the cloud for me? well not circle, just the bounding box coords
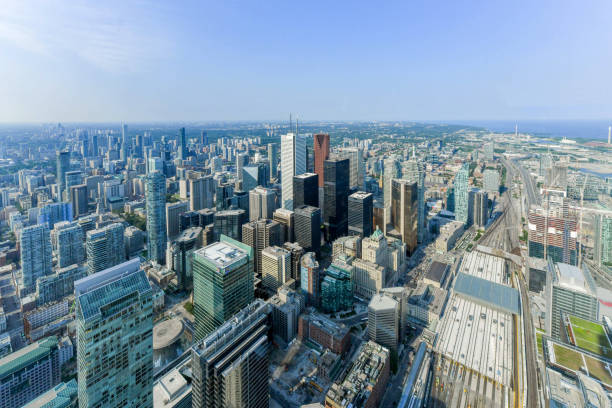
[0,0,171,73]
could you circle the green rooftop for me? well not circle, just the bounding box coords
[568,315,612,359]
[0,336,58,380]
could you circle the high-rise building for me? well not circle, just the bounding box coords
[249,186,277,221]
[192,236,254,340]
[261,245,291,292]
[75,259,153,408]
[273,208,294,242]
[300,252,320,307]
[383,157,401,232]
[293,172,319,208]
[390,179,418,255]
[404,150,426,243]
[201,129,208,145]
[483,169,500,194]
[213,209,246,242]
[313,133,330,188]
[166,200,189,240]
[269,287,304,343]
[242,219,281,277]
[167,227,200,291]
[70,184,88,218]
[86,223,125,275]
[594,215,612,267]
[294,205,321,253]
[454,163,470,224]
[37,202,73,229]
[281,133,306,210]
[283,241,304,282]
[472,190,489,228]
[52,221,85,268]
[353,258,386,299]
[320,261,354,313]
[484,143,494,161]
[340,147,365,190]
[242,163,268,192]
[56,150,70,200]
[268,142,279,180]
[348,191,373,238]
[323,158,350,242]
[191,300,270,408]
[178,127,187,160]
[528,205,577,265]
[190,175,215,211]
[20,224,53,292]
[368,293,399,351]
[0,336,73,408]
[236,152,249,182]
[146,171,167,264]
[548,262,599,339]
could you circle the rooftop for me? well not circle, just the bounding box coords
[453,273,520,315]
[459,251,507,285]
[153,318,184,350]
[23,379,78,408]
[554,263,596,295]
[294,172,318,179]
[425,261,449,285]
[349,191,373,200]
[0,336,58,380]
[194,241,248,270]
[369,293,398,311]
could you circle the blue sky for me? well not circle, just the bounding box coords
[1,0,611,122]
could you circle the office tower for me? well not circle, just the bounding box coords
[146,171,167,264]
[454,163,470,224]
[75,259,153,408]
[269,287,304,343]
[368,294,399,351]
[300,252,320,307]
[124,225,144,258]
[37,202,73,229]
[213,209,246,241]
[200,129,208,145]
[236,152,249,181]
[192,236,254,340]
[389,179,418,255]
[120,123,129,161]
[65,170,83,192]
[484,143,494,161]
[249,186,277,221]
[70,184,88,218]
[52,221,85,268]
[340,147,365,190]
[20,224,53,292]
[446,186,455,212]
[472,190,488,228]
[404,150,426,243]
[242,163,268,192]
[86,223,125,275]
[293,173,319,208]
[166,200,189,240]
[273,208,294,242]
[528,206,577,265]
[178,127,186,160]
[261,246,291,292]
[281,132,306,210]
[320,262,354,313]
[294,205,321,253]
[167,227,200,291]
[593,215,612,267]
[215,182,234,210]
[283,242,304,282]
[268,142,279,180]
[191,300,270,408]
[56,150,70,200]
[0,336,73,408]
[483,169,500,194]
[383,157,401,231]
[314,133,330,188]
[91,134,98,156]
[323,158,350,242]
[348,191,373,238]
[190,175,215,211]
[242,219,281,277]
[548,262,599,340]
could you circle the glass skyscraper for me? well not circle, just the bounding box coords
[20,224,53,293]
[454,163,470,224]
[281,132,306,210]
[323,158,350,242]
[145,171,167,264]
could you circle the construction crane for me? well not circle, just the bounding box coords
[578,174,589,266]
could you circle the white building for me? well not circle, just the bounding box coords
[280,133,306,210]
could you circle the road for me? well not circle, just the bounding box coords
[512,159,540,207]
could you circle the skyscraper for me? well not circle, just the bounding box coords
[261,246,291,292]
[75,259,153,408]
[294,205,321,253]
[368,294,399,351]
[268,142,279,180]
[594,214,612,267]
[242,163,268,192]
[242,219,281,277]
[236,152,249,181]
[404,149,426,243]
[249,186,277,221]
[190,175,215,211]
[383,157,401,232]
[146,171,167,264]
[390,179,418,255]
[348,191,373,238]
[340,147,365,190]
[454,163,470,224]
[86,223,125,275]
[483,169,500,194]
[120,123,129,162]
[20,224,53,293]
[201,130,208,145]
[191,300,270,408]
[324,158,350,242]
[192,236,254,340]
[213,209,246,241]
[178,127,186,160]
[166,200,189,240]
[281,132,306,210]
[313,133,330,188]
[56,150,70,200]
[52,221,85,268]
[273,208,294,243]
[293,173,319,208]
[70,184,88,218]
[300,252,320,307]
[528,205,577,265]
[472,190,489,228]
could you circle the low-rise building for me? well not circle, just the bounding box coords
[298,312,351,355]
[435,220,464,252]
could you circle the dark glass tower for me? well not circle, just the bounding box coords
[293,173,319,208]
[348,191,373,238]
[324,158,350,242]
[294,205,321,253]
[178,127,187,160]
